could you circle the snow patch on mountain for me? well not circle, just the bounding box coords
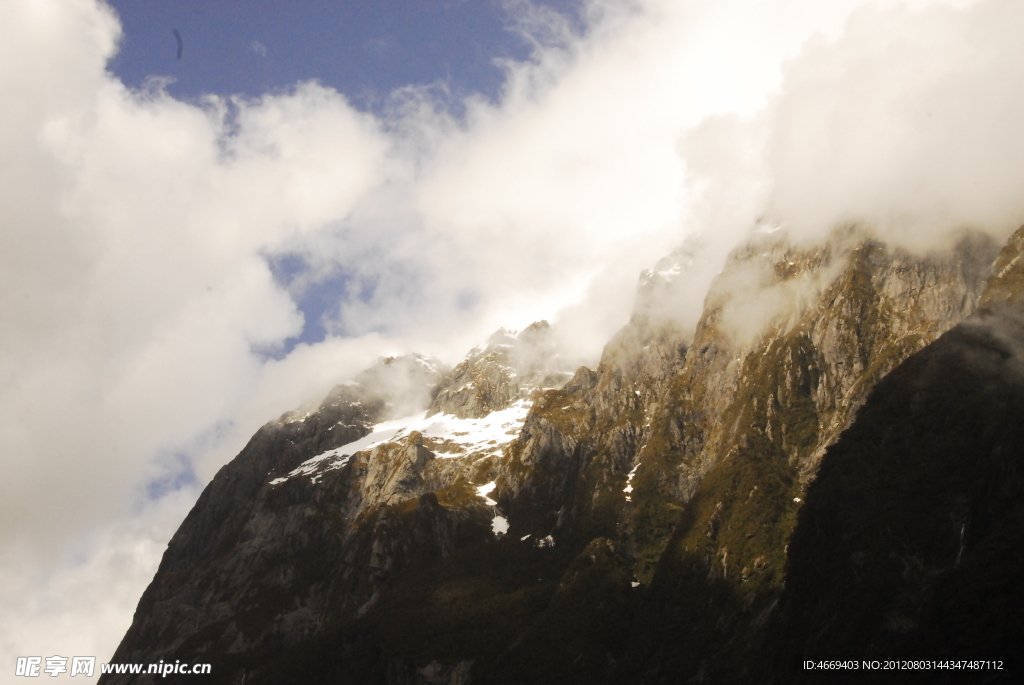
[270,401,531,484]
[269,451,353,485]
[476,481,498,506]
[623,462,640,502]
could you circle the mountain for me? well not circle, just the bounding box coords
[766,235,1024,684]
[102,226,1023,684]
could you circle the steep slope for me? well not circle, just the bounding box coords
[764,315,1024,685]
[484,228,998,683]
[766,241,1024,683]
[101,354,451,683]
[102,328,577,684]
[621,229,999,683]
[103,226,1016,685]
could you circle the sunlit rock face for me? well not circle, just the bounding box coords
[427,321,574,419]
[103,226,1022,685]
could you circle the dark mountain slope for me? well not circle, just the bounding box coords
[767,306,1024,683]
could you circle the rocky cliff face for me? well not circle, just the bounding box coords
[427,321,572,419]
[763,231,1024,682]
[103,226,1022,685]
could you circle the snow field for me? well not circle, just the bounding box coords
[270,401,530,485]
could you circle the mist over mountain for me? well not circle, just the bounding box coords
[8,0,1024,678]
[100,221,1023,684]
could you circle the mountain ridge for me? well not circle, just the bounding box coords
[102,225,1021,684]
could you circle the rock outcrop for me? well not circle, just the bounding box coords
[428,322,572,419]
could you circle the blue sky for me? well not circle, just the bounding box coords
[106,0,582,107]
[105,0,585,355]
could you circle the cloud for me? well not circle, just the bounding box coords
[762,0,1024,247]
[4,0,1021,675]
[658,0,1024,339]
[1,73,390,550]
[0,492,195,681]
[1,0,391,670]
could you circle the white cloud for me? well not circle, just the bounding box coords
[0,493,195,683]
[761,0,1024,248]
[5,0,1022,675]
[0,0,390,670]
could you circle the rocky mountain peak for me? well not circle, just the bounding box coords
[427,321,573,419]
[102,225,1023,685]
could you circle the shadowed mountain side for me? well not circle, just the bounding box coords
[766,306,1024,684]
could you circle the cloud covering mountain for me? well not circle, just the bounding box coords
[2,0,1021,676]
